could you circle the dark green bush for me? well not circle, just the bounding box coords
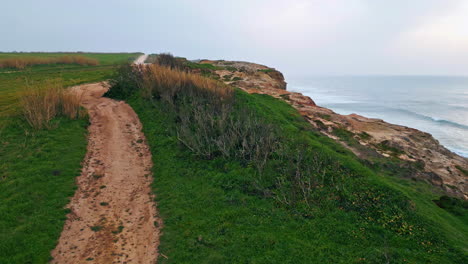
[104,63,142,100]
[156,53,184,69]
[433,196,468,217]
[269,146,347,210]
[176,98,279,164]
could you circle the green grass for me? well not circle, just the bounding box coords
[185,61,223,71]
[0,53,140,120]
[0,118,88,263]
[456,165,468,176]
[257,68,275,73]
[0,52,140,66]
[129,90,467,263]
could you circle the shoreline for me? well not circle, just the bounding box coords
[310,103,468,158]
[288,81,468,159]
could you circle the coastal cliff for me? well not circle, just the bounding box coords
[191,60,467,199]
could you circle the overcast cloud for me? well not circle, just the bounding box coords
[2,0,468,76]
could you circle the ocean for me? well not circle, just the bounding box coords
[288,76,468,158]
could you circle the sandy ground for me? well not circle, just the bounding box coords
[51,82,160,264]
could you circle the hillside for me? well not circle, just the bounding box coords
[189,59,468,200]
[105,55,467,263]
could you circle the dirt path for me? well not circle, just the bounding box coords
[51,82,160,264]
[134,54,149,65]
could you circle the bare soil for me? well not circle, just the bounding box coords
[51,82,160,264]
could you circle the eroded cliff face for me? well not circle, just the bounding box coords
[203,60,467,199]
[200,60,287,90]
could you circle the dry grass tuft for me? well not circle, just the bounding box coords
[0,55,99,69]
[19,81,85,129]
[140,64,233,103]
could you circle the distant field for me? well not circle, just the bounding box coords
[0,52,140,66]
[0,52,140,121]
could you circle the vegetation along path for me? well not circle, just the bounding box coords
[51,81,160,263]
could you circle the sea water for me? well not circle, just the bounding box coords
[288,76,468,157]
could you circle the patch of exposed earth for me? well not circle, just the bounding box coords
[51,82,161,264]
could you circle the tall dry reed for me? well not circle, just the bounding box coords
[19,81,85,129]
[140,64,233,103]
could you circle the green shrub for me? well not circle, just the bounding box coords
[225,66,237,72]
[104,63,142,100]
[185,61,222,71]
[358,131,371,140]
[376,140,404,156]
[455,165,468,176]
[177,100,279,164]
[222,74,233,81]
[433,196,468,217]
[155,53,184,69]
[257,69,274,73]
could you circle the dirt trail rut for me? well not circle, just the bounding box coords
[51,82,160,264]
[134,54,149,65]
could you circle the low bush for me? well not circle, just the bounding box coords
[257,68,274,73]
[176,103,279,163]
[155,53,184,69]
[433,195,468,217]
[104,63,143,100]
[185,61,222,71]
[455,165,468,176]
[271,146,347,209]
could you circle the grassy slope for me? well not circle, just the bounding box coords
[0,119,88,263]
[130,90,467,264]
[0,53,139,263]
[0,53,140,120]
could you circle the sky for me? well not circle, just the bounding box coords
[2,0,468,76]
